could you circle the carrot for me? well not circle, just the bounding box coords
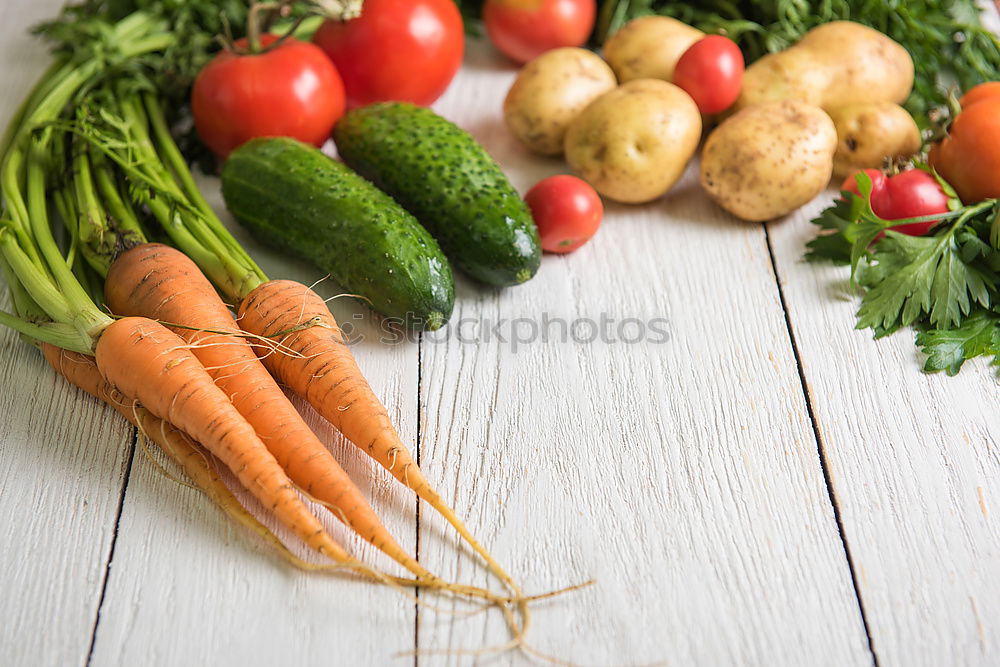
[104,243,434,580]
[237,280,521,594]
[41,343,328,571]
[92,314,358,563]
[42,343,525,609]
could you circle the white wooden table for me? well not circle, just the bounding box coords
[2,2,999,665]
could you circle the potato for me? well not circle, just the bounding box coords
[736,21,914,111]
[564,79,701,203]
[700,100,837,221]
[602,16,703,84]
[828,102,921,178]
[503,48,618,156]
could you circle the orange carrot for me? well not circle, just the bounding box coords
[42,343,329,571]
[238,280,520,593]
[104,243,432,579]
[92,314,356,563]
[43,343,522,606]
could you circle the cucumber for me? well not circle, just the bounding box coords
[221,137,454,331]
[333,102,541,287]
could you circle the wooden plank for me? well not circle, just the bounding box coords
[87,179,421,665]
[0,1,136,665]
[768,198,1000,667]
[413,41,873,665]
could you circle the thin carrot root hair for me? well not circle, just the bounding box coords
[104,244,441,582]
[235,279,543,645]
[40,343,521,625]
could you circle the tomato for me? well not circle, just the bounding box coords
[959,81,1000,109]
[843,169,950,237]
[524,175,603,253]
[192,36,344,159]
[929,83,1000,204]
[672,36,744,114]
[840,168,887,198]
[483,0,596,64]
[312,0,463,109]
[872,170,951,236]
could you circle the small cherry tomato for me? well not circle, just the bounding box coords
[192,36,345,159]
[483,0,596,64]
[840,168,887,198]
[928,83,1000,204]
[312,0,464,108]
[872,170,951,236]
[842,168,950,237]
[524,175,603,253]
[672,35,744,114]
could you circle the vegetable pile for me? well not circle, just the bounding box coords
[808,84,1000,375]
[591,0,1000,118]
[0,0,578,655]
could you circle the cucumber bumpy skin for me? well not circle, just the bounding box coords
[333,102,542,287]
[221,137,455,331]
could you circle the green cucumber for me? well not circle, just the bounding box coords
[221,137,454,331]
[333,102,541,287]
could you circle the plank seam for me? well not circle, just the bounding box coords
[413,332,423,667]
[762,224,880,667]
[84,426,137,667]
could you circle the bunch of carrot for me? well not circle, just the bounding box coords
[0,7,580,655]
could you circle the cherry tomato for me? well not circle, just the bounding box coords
[312,0,463,109]
[929,83,1000,204]
[843,169,950,237]
[672,35,744,114]
[840,168,887,198]
[192,36,345,159]
[483,0,596,64]
[872,170,951,236]
[524,175,603,253]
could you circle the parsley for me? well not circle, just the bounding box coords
[808,180,1000,374]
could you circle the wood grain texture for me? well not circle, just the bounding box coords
[87,178,422,666]
[768,198,1000,667]
[412,41,872,665]
[0,2,136,665]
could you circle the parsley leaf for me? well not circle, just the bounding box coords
[916,310,1000,375]
[855,228,996,335]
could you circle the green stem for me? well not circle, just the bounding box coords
[143,94,266,290]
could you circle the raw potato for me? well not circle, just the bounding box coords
[828,102,921,178]
[602,16,703,84]
[736,21,914,111]
[504,48,617,156]
[700,100,837,221]
[564,79,701,203]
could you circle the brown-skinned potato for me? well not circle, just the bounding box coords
[735,21,914,111]
[503,48,618,156]
[828,103,921,178]
[602,16,703,84]
[564,79,702,204]
[700,100,837,222]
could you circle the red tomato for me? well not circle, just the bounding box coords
[312,0,464,108]
[672,35,744,114]
[928,84,1000,204]
[959,81,1000,109]
[192,36,345,159]
[872,170,951,236]
[840,168,887,198]
[524,175,603,253]
[842,169,950,237]
[483,0,596,64]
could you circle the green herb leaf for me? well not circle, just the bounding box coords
[916,310,1000,375]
